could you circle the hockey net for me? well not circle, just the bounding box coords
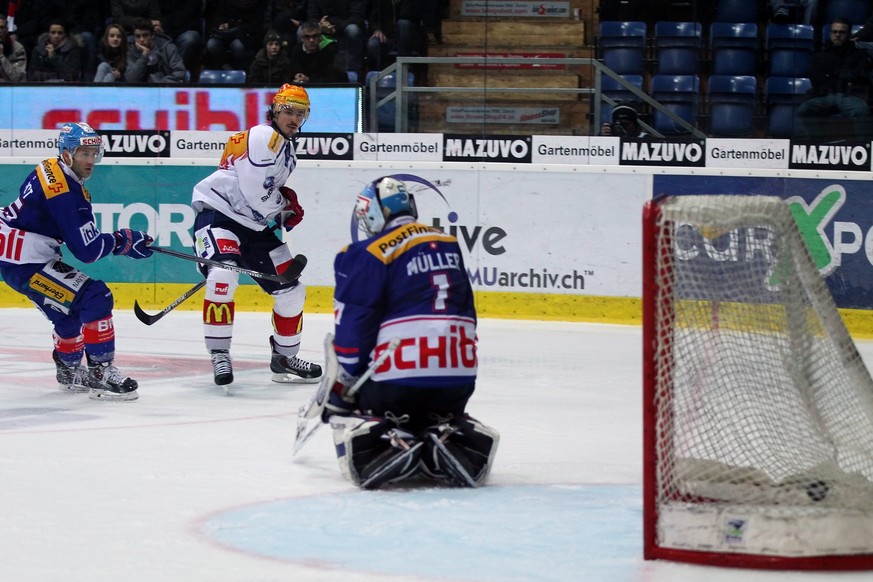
[642,195,873,569]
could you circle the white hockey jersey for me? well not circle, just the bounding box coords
[192,124,297,231]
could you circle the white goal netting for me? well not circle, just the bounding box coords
[647,195,873,560]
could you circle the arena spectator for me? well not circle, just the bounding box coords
[124,17,186,83]
[289,19,347,84]
[247,29,291,84]
[0,14,26,82]
[204,0,270,71]
[28,18,82,82]
[307,0,364,79]
[94,23,128,83]
[157,0,204,81]
[366,0,426,72]
[111,0,161,36]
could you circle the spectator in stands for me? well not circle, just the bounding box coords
[307,0,365,79]
[157,0,204,81]
[111,0,162,36]
[204,0,269,71]
[421,0,447,45]
[797,18,873,140]
[28,18,82,82]
[0,14,26,82]
[366,0,426,72]
[769,0,818,24]
[10,0,106,80]
[94,23,128,83]
[125,18,186,83]
[247,29,291,84]
[271,0,308,45]
[289,19,348,83]
[600,103,649,137]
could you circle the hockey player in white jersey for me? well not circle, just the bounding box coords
[0,122,153,401]
[322,176,499,489]
[191,83,322,386]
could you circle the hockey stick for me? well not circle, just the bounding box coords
[150,247,307,284]
[292,335,401,456]
[133,280,206,325]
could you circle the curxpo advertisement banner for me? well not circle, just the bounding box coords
[0,86,360,133]
[654,174,873,309]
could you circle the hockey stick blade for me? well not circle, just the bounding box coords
[151,247,307,284]
[133,280,207,325]
[292,337,401,456]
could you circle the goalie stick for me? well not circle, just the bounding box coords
[150,247,307,284]
[292,334,401,456]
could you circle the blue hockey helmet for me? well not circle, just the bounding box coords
[355,176,417,236]
[58,122,104,163]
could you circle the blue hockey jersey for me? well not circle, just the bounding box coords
[333,216,478,387]
[0,158,116,266]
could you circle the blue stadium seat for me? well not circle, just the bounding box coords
[826,0,872,25]
[598,21,647,75]
[765,76,811,138]
[714,0,759,23]
[710,22,758,75]
[600,74,645,123]
[708,75,758,137]
[366,70,415,132]
[654,21,702,75]
[766,24,814,77]
[651,74,700,134]
[199,69,247,84]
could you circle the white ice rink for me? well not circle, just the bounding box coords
[1,307,872,582]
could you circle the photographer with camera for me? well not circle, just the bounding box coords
[600,103,648,138]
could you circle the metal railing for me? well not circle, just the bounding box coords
[366,56,708,139]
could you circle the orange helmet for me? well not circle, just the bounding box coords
[272,83,310,121]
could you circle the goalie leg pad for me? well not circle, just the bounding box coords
[422,416,500,487]
[331,416,423,489]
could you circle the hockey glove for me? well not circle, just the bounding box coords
[321,370,359,422]
[113,229,154,259]
[279,186,304,231]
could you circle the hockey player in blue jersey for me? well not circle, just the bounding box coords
[0,122,153,401]
[322,176,499,489]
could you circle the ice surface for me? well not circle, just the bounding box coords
[0,309,870,581]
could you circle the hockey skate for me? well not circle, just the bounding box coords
[53,350,88,393]
[210,350,233,386]
[269,337,322,383]
[84,356,139,402]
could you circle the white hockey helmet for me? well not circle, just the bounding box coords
[354,176,417,237]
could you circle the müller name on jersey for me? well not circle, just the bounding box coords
[407,251,462,275]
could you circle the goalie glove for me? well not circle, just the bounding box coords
[321,369,359,422]
[279,186,304,231]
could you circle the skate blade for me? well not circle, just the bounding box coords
[59,384,90,394]
[271,372,321,384]
[223,385,232,396]
[88,388,139,402]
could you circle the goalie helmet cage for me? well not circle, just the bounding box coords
[642,195,873,570]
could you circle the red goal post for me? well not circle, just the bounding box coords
[642,195,873,570]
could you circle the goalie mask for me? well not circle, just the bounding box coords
[355,176,417,237]
[58,122,104,163]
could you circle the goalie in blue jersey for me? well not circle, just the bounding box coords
[322,176,499,489]
[0,122,153,401]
